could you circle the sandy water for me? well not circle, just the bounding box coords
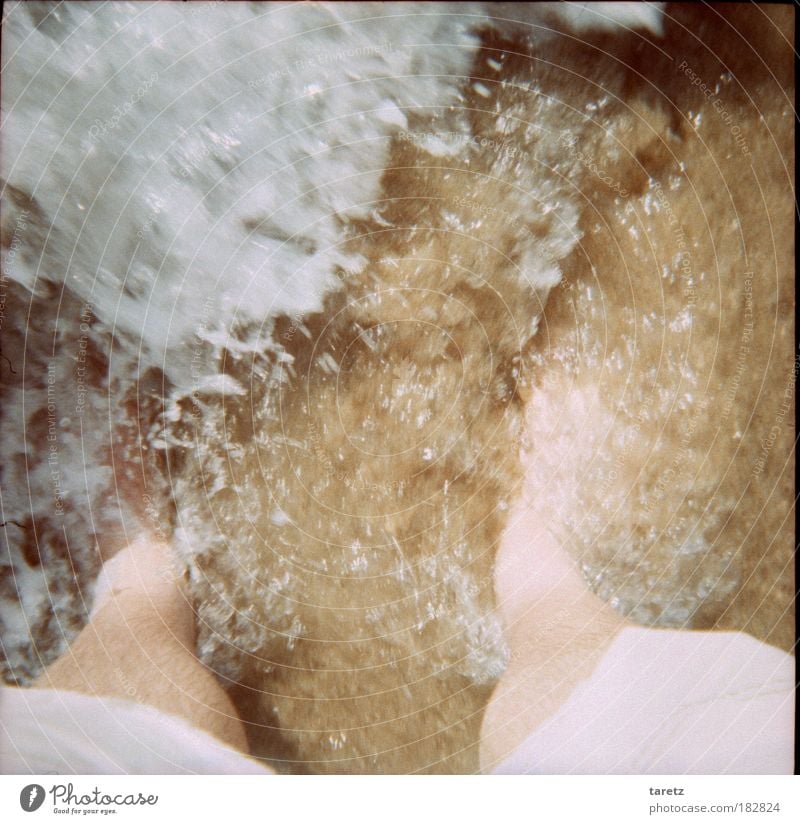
[1,2,794,772]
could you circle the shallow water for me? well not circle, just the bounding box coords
[1,2,794,773]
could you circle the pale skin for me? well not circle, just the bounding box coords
[31,416,628,771]
[478,488,630,772]
[31,537,249,754]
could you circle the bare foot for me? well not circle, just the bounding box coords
[90,536,193,642]
[34,536,249,753]
[480,443,629,772]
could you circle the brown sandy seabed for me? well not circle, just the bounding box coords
[1,4,794,773]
